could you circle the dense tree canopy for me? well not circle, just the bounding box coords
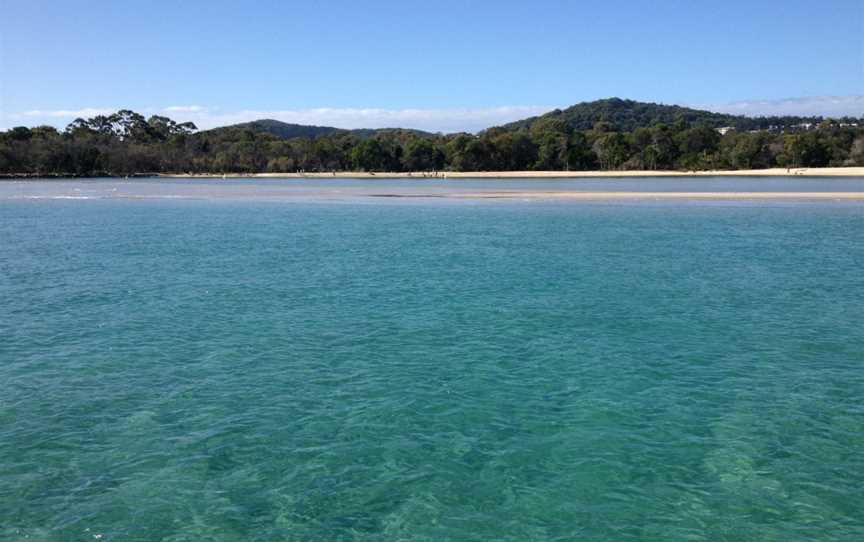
[500,98,863,133]
[2,100,862,176]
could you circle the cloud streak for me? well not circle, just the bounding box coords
[700,95,864,118]
[18,108,117,119]
[3,96,862,133]
[162,106,552,133]
[1,105,551,133]
[162,105,208,113]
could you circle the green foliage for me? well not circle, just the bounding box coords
[351,139,390,171]
[502,97,847,133]
[567,132,597,170]
[849,137,864,166]
[204,119,434,141]
[593,133,630,170]
[0,102,861,176]
[783,133,831,168]
[530,118,570,170]
[403,138,443,171]
[492,135,527,170]
[674,126,721,169]
[720,132,774,169]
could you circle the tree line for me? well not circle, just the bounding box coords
[500,98,858,133]
[2,108,863,176]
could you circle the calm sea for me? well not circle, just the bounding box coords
[2,178,863,541]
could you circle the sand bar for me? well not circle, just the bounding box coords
[444,191,864,200]
[163,167,864,179]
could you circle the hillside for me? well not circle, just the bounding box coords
[203,119,434,140]
[199,100,849,140]
[3,99,861,176]
[498,98,831,133]
[205,119,344,139]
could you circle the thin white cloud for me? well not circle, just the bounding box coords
[700,95,864,118]
[1,105,552,133]
[162,105,207,113]
[18,107,116,119]
[5,96,861,133]
[175,106,551,133]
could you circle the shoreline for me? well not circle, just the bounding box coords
[168,167,864,179]
[5,192,863,201]
[446,191,864,200]
[2,167,864,180]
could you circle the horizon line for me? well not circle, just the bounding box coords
[2,95,862,133]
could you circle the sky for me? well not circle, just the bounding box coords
[1,0,862,132]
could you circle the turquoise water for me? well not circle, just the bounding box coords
[2,185,864,540]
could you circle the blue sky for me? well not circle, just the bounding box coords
[1,0,862,131]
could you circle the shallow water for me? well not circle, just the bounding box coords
[2,175,864,201]
[1,193,863,541]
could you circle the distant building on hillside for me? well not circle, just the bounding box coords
[716,126,734,135]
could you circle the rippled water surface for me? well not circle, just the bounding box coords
[2,194,863,541]
[2,175,864,201]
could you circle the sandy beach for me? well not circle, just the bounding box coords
[164,167,864,179]
[446,191,864,200]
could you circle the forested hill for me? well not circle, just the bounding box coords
[188,100,854,139]
[498,98,838,133]
[203,119,434,140]
[2,101,862,176]
[213,119,343,139]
